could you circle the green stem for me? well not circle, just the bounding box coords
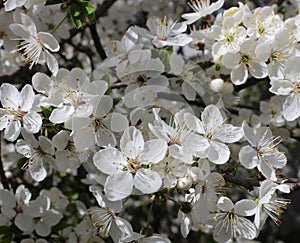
[51,14,68,34]
[146,200,154,226]
[237,185,255,198]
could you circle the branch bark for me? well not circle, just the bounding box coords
[89,24,107,60]
[0,132,10,189]
[223,174,260,190]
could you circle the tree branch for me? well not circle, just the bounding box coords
[89,23,107,60]
[223,174,260,190]
[0,132,10,190]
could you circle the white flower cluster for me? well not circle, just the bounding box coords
[0,0,299,242]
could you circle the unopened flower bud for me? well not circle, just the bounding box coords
[210,78,224,93]
[177,177,193,190]
[188,167,200,184]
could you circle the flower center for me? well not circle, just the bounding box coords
[293,82,300,92]
[155,16,174,41]
[64,89,86,107]
[127,158,140,173]
[224,33,235,43]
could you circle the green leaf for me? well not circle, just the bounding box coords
[158,49,172,72]
[67,1,95,28]
[0,226,10,235]
[41,106,55,118]
[45,0,64,6]
[105,86,112,95]
[83,1,95,14]
[71,193,79,200]
[113,98,122,106]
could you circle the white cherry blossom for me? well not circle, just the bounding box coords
[14,195,62,236]
[133,17,192,48]
[93,126,167,201]
[0,83,42,141]
[222,38,267,85]
[89,186,143,242]
[193,105,243,164]
[16,129,55,182]
[9,13,59,75]
[254,180,290,232]
[239,121,287,181]
[212,196,257,242]
[212,17,247,56]
[182,0,224,25]
[269,56,300,121]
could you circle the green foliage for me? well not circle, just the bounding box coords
[45,0,95,29]
[41,106,54,118]
[152,46,173,73]
[113,97,122,106]
[45,0,63,5]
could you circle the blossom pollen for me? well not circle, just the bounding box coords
[293,82,300,92]
[155,16,176,41]
[262,198,291,226]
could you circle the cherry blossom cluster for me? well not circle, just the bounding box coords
[0,0,299,242]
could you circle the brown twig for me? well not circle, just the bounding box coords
[89,23,107,60]
[0,132,10,190]
[223,174,260,190]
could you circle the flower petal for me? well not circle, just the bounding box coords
[137,139,167,164]
[104,172,133,201]
[134,169,162,194]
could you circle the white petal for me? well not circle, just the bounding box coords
[37,32,60,52]
[44,51,59,76]
[168,144,193,164]
[182,133,209,156]
[14,213,34,232]
[249,61,267,79]
[263,151,286,169]
[35,221,51,236]
[217,196,234,211]
[134,169,162,194]
[0,83,19,109]
[208,140,230,164]
[89,186,122,212]
[93,147,127,175]
[169,52,184,75]
[239,146,257,169]
[23,111,42,134]
[49,106,74,124]
[32,72,52,95]
[257,159,277,181]
[29,161,47,182]
[43,210,62,226]
[104,172,133,201]
[179,212,192,238]
[115,217,143,242]
[19,85,34,111]
[182,82,196,101]
[231,64,248,85]
[222,52,240,69]
[52,130,69,150]
[282,93,300,121]
[235,199,257,216]
[137,139,167,164]
[9,23,30,38]
[120,126,144,159]
[38,136,54,155]
[242,121,257,146]
[213,124,243,143]
[4,120,21,142]
[201,105,223,130]
[109,112,129,132]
